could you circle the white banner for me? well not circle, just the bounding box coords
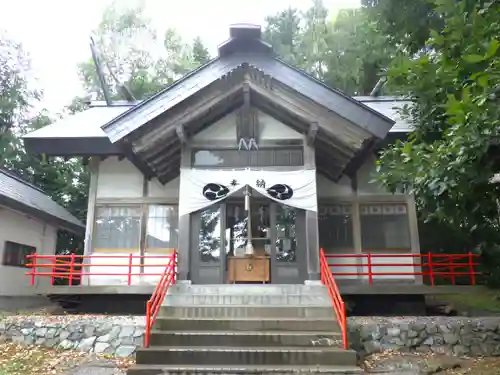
[179,169,317,216]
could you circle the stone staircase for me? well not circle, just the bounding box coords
[128,284,361,375]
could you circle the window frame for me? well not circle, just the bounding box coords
[359,202,411,251]
[145,204,179,251]
[191,147,304,168]
[93,204,143,252]
[2,241,37,268]
[318,202,355,253]
[93,203,179,254]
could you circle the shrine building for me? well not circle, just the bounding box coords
[24,24,430,290]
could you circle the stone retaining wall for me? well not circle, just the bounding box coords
[0,315,145,357]
[348,317,500,357]
[2,316,500,359]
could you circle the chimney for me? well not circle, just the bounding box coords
[218,24,273,57]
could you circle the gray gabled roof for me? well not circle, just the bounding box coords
[0,170,85,234]
[101,52,395,143]
[21,96,413,157]
[24,106,131,139]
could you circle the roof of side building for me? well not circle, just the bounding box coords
[0,169,85,234]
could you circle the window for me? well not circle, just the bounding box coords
[318,204,354,252]
[192,148,303,167]
[276,205,297,262]
[146,205,179,250]
[198,205,221,262]
[2,241,36,267]
[360,203,410,250]
[94,206,141,250]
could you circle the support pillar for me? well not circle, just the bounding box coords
[177,145,192,282]
[303,135,320,281]
[82,157,99,286]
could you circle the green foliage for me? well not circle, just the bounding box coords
[78,1,212,101]
[263,7,303,66]
[192,36,211,66]
[263,0,396,95]
[0,34,87,255]
[362,0,444,53]
[376,0,500,285]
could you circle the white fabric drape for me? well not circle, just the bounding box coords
[179,169,317,216]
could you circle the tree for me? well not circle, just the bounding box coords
[192,36,211,66]
[323,8,395,95]
[362,0,444,54]
[78,1,211,101]
[263,7,304,67]
[375,0,500,284]
[0,32,87,256]
[0,33,39,156]
[263,1,395,95]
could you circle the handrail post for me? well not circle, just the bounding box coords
[428,253,435,286]
[30,253,37,286]
[319,248,324,283]
[145,300,151,347]
[69,253,75,286]
[367,253,373,285]
[341,301,348,350]
[173,250,177,284]
[468,252,476,285]
[449,254,455,285]
[50,255,56,286]
[128,253,133,286]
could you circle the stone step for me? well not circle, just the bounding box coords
[135,346,357,366]
[154,317,340,332]
[168,284,328,296]
[127,364,363,375]
[163,293,331,306]
[159,305,336,319]
[149,330,343,347]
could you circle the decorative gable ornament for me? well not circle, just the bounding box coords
[238,138,258,151]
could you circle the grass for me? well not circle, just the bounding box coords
[428,286,500,314]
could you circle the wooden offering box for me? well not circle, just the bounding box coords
[227,255,270,283]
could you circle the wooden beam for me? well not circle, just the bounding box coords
[314,138,352,162]
[157,160,181,185]
[306,122,318,146]
[236,76,259,142]
[134,84,243,153]
[341,137,379,179]
[249,79,366,153]
[188,96,243,137]
[121,139,156,180]
[138,132,179,160]
[143,143,182,169]
[176,123,187,144]
[316,163,341,182]
[155,155,181,175]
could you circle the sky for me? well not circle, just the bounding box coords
[0,0,360,112]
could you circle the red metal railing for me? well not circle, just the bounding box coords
[145,250,177,347]
[320,248,348,350]
[26,253,175,286]
[325,252,480,285]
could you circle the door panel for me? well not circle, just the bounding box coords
[271,204,306,284]
[190,205,224,284]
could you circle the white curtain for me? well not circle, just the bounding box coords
[179,169,317,216]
